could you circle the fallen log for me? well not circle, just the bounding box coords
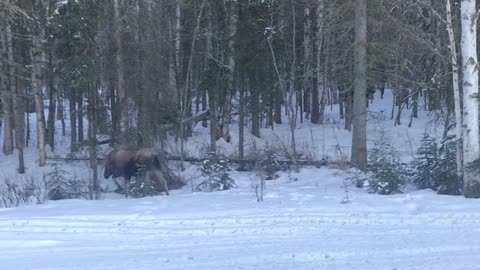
[46,155,346,168]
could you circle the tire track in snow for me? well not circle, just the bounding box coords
[1,211,480,269]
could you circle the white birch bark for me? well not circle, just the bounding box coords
[445,0,463,181]
[461,0,480,197]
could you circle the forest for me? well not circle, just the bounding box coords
[3,1,480,269]
[0,0,479,199]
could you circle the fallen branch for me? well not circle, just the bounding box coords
[47,155,343,168]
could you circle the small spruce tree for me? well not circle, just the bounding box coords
[413,133,460,195]
[436,138,461,195]
[413,132,439,190]
[128,164,159,198]
[197,152,235,192]
[368,129,405,195]
[46,162,86,200]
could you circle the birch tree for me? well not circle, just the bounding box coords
[461,0,480,198]
[445,0,463,182]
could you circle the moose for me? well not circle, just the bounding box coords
[103,146,169,197]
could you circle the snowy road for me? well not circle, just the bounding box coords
[1,169,480,269]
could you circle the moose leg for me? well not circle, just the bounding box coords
[124,176,131,198]
[152,170,169,196]
[113,178,124,193]
[161,177,169,196]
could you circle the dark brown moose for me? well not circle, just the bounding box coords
[103,146,169,196]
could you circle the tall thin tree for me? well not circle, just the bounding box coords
[31,0,47,166]
[461,0,480,197]
[351,0,367,170]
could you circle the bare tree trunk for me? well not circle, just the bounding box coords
[56,91,65,137]
[412,87,419,118]
[113,0,128,139]
[288,0,297,154]
[46,78,56,151]
[77,91,84,142]
[251,81,260,137]
[205,7,217,152]
[390,93,395,120]
[239,70,245,165]
[318,36,329,124]
[180,0,207,160]
[207,86,217,153]
[87,82,99,199]
[351,0,367,170]
[274,89,282,124]
[31,16,47,166]
[26,105,30,147]
[169,1,181,105]
[69,87,77,151]
[344,89,353,131]
[46,45,56,151]
[311,0,324,125]
[303,3,312,120]
[221,1,237,143]
[446,0,463,182]
[136,0,153,147]
[14,77,25,173]
[461,0,480,197]
[1,23,14,155]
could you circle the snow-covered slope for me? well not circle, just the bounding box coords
[1,168,480,270]
[0,89,474,269]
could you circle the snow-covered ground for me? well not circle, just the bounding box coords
[1,89,476,269]
[1,168,480,270]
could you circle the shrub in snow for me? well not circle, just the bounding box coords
[128,164,158,198]
[128,167,170,198]
[251,149,281,202]
[413,133,438,190]
[414,133,460,195]
[346,169,369,189]
[436,139,461,195]
[367,130,405,195]
[196,152,235,192]
[0,176,48,208]
[257,149,281,180]
[46,162,87,200]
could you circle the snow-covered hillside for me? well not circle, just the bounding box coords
[168,89,440,162]
[1,89,477,269]
[1,168,480,270]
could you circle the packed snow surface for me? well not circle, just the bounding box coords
[1,168,480,270]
